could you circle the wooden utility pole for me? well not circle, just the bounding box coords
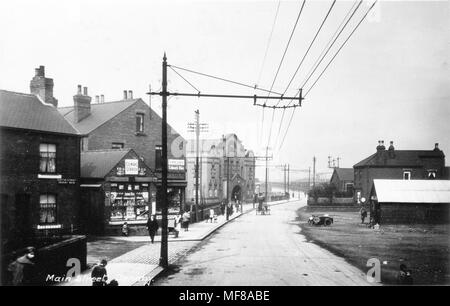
[226,156,230,220]
[148,54,294,268]
[287,164,290,196]
[313,156,316,188]
[159,53,169,268]
[265,146,269,205]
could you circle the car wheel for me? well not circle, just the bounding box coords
[324,219,332,226]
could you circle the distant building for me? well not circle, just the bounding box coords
[0,68,82,252]
[58,87,187,215]
[353,141,446,201]
[186,134,255,207]
[329,168,354,194]
[370,179,450,224]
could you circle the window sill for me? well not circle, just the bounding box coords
[38,174,62,179]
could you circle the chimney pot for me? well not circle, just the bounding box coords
[77,85,82,95]
[123,90,128,100]
[100,94,104,103]
[83,87,88,96]
[128,90,133,99]
[95,95,99,103]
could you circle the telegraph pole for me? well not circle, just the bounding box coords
[313,156,316,188]
[148,54,296,267]
[159,53,169,268]
[226,156,230,220]
[287,164,290,197]
[187,110,208,222]
[265,146,269,205]
[308,167,311,190]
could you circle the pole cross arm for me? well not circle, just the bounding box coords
[147,91,304,108]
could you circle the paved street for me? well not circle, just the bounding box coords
[154,200,370,286]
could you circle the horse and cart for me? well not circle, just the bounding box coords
[256,196,270,215]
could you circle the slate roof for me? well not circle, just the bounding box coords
[58,99,139,134]
[332,168,354,182]
[81,149,132,178]
[373,179,450,203]
[0,90,80,135]
[354,150,445,168]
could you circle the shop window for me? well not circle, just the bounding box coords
[39,143,56,173]
[110,184,149,221]
[112,142,124,149]
[136,113,144,133]
[39,194,57,224]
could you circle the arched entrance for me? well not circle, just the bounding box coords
[231,185,242,202]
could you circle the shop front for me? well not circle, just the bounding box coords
[80,149,157,235]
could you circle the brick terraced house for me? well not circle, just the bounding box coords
[0,67,83,253]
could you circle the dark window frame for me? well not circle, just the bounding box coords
[112,142,125,149]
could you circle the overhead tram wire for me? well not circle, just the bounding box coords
[277,1,378,152]
[265,0,306,149]
[301,0,359,89]
[300,0,363,91]
[304,0,378,98]
[275,1,364,151]
[273,0,337,149]
[257,0,282,148]
[281,0,363,108]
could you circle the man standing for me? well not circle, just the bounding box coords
[147,215,159,243]
[8,246,37,286]
[182,211,191,231]
[91,259,108,286]
[360,207,368,224]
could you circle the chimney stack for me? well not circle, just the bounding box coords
[100,94,104,103]
[388,141,394,150]
[434,143,440,151]
[123,90,128,100]
[73,85,92,123]
[30,65,58,107]
[128,90,133,99]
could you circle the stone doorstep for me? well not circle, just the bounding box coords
[131,199,293,286]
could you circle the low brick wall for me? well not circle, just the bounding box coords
[37,235,87,285]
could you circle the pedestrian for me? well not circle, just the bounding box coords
[220,200,225,215]
[8,246,37,286]
[147,215,159,243]
[91,259,108,286]
[253,193,258,209]
[397,264,413,285]
[121,222,129,236]
[360,207,368,224]
[182,211,191,231]
[209,209,215,223]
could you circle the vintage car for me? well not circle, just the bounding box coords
[308,214,334,226]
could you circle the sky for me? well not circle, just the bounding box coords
[0,0,449,181]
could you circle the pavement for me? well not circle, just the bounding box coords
[153,199,372,286]
[60,198,296,286]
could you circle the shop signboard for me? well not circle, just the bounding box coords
[168,159,185,171]
[125,159,139,175]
